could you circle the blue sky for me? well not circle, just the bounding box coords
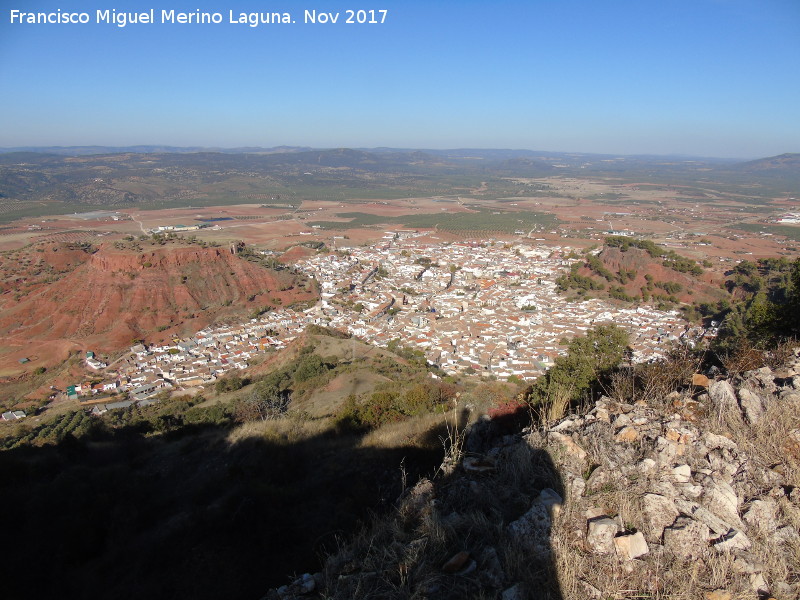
[1,0,798,158]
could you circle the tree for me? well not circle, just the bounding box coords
[528,324,629,419]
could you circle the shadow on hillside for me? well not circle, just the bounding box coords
[445,414,564,600]
[323,410,564,600]
[0,420,444,600]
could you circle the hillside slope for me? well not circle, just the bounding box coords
[291,354,800,600]
[0,243,316,370]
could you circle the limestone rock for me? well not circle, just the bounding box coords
[671,464,692,483]
[701,478,743,530]
[775,525,800,545]
[548,431,587,462]
[642,493,679,542]
[674,498,735,536]
[537,487,563,520]
[743,367,777,393]
[750,572,769,595]
[501,583,526,600]
[711,528,752,552]
[615,426,639,443]
[678,399,705,422]
[614,531,649,560]
[732,553,766,574]
[737,387,765,424]
[709,380,738,411]
[569,475,586,498]
[276,573,316,599]
[507,502,551,556]
[663,517,710,559]
[703,431,737,451]
[586,517,620,554]
[743,499,779,534]
[638,458,657,476]
[613,413,632,428]
[477,546,505,589]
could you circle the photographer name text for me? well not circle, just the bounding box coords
[9,8,388,28]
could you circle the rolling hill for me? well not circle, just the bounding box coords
[0,241,317,370]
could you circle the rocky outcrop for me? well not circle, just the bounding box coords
[265,351,800,599]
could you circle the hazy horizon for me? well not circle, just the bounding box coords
[0,143,786,162]
[2,0,799,159]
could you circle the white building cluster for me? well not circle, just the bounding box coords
[71,239,706,407]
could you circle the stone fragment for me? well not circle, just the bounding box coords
[478,546,505,589]
[663,517,710,559]
[549,432,587,461]
[538,488,563,520]
[702,478,742,529]
[442,551,470,573]
[709,380,739,411]
[737,387,765,424]
[459,560,477,576]
[711,528,752,552]
[692,373,710,388]
[775,525,800,545]
[671,464,691,483]
[679,399,705,422]
[507,503,551,556]
[594,407,611,422]
[674,498,735,535]
[791,375,800,390]
[676,483,704,499]
[615,426,639,443]
[750,572,769,595]
[655,436,685,464]
[586,467,617,494]
[743,499,779,534]
[780,390,800,403]
[585,506,608,520]
[570,475,586,498]
[502,583,526,600]
[586,517,620,554]
[732,553,765,574]
[704,591,731,600]
[775,582,797,598]
[642,494,679,542]
[638,458,657,475]
[703,431,737,450]
[743,367,777,392]
[614,531,649,560]
[784,428,800,460]
[706,450,740,480]
[463,455,496,473]
[613,413,632,428]
[277,573,316,598]
[550,417,581,433]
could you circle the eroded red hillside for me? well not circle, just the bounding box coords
[0,242,317,371]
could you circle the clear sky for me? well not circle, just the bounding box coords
[1,0,798,158]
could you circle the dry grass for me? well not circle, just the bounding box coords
[225,413,334,446]
[308,347,800,600]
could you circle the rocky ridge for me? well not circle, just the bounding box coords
[266,351,800,599]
